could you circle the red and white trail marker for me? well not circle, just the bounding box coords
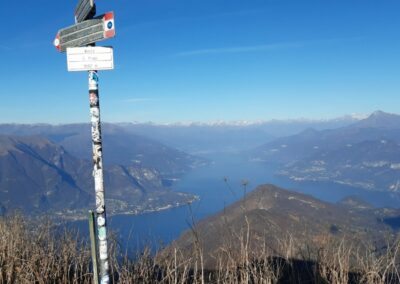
[103,12,115,39]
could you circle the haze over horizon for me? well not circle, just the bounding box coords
[0,110,389,126]
[0,110,392,127]
[1,0,399,124]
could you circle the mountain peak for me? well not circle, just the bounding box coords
[167,184,394,268]
[370,110,392,117]
[352,110,400,129]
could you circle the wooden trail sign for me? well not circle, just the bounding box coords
[75,0,96,23]
[54,12,115,52]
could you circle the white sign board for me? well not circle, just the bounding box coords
[66,46,114,71]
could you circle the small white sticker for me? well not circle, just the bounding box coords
[98,227,107,241]
[97,216,106,226]
[100,275,110,284]
[99,240,108,260]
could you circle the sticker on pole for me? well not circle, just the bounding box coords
[66,46,114,71]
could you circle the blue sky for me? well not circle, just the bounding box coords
[0,0,399,123]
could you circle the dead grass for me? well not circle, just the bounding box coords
[1,213,399,283]
[0,213,91,283]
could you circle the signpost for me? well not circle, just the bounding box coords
[54,12,115,52]
[54,3,115,284]
[75,0,96,23]
[67,46,114,72]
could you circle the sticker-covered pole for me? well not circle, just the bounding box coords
[88,70,110,284]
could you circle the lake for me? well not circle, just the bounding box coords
[71,153,400,253]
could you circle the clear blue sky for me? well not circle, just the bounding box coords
[0,0,399,123]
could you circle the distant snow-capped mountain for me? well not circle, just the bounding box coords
[126,113,365,127]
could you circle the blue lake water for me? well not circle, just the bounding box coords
[71,153,400,252]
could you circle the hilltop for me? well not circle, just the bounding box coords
[166,184,398,267]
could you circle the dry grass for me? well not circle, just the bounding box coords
[0,214,91,283]
[1,213,400,283]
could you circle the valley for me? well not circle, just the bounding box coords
[2,111,400,247]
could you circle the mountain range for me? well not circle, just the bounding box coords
[117,115,360,154]
[1,110,398,217]
[0,123,205,176]
[0,131,199,218]
[251,111,400,192]
[0,115,360,157]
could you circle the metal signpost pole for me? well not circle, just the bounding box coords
[88,69,109,284]
[88,210,99,284]
[54,2,115,283]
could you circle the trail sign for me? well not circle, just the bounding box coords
[67,46,114,71]
[54,12,115,52]
[54,2,115,283]
[75,0,96,23]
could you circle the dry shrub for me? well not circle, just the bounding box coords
[354,237,400,284]
[1,213,400,283]
[0,213,91,284]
